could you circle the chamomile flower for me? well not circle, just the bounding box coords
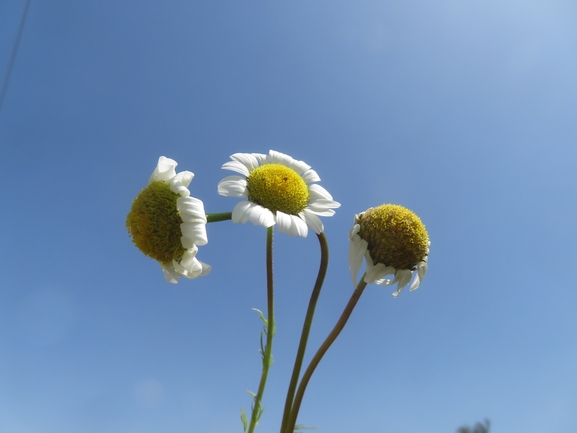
[126,156,211,284]
[349,204,429,297]
[217,150,340,237]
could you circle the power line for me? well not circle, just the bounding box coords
[0,0,32,116]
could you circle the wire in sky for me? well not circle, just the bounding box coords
[0,0,32,116]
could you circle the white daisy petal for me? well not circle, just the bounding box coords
[180,222,208,246]
[363,250,395,285]
[362,252,377,283]
[240,203,259,225]
[177,196,207,224]
[268,150,311,174]
[253,153,269,164]
[265,150,286,165]
[408,272,421,292]
[410,261,428,291]
[263,210,276,227]
[149,156,178,183]
[418,259,428,279]
[180,236,196,249]
[232,201,275,227]
[364,259,391,284]
[301,169,321,184]
[267,149,288,159]
[222,160,251,176]
[302,209,324,235]
[276,211,295,236]
[391,270,413,298]
[172,259,198,280]
[348,224,360,239]
[292,214,308,238]
[397,269,413,290]
[348,226,368,286]
[232,201,255,223]
[177,248,206,278]
[308,184,334,200]
[306,205,337,216]
[218,176,248,197]
[309,198,341,210]
[374,270,397,286]
[230,153,261,172]
[249,204,275,228]
[170,178,191,197]
[173,170,194,188]
[198,261,212,277]
[160,263,180,284]
[288,159,311,175]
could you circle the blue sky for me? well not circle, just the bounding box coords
[1,1,576,432]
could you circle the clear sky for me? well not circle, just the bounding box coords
[1,1,576,432]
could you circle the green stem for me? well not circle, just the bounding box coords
[206,212,232,223]
[284,276,369,433]
[279,233,329,433]
[247,226,275,433]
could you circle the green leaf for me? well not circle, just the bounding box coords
[252,308,267,326]
[240,408,248,433]
[294,425,320,431]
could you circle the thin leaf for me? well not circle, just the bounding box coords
[240,408,248,433]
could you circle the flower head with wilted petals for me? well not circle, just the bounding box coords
[126,156,211,284]
[349,204,429,297]
[218,150,340,237]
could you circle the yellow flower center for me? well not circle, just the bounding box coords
[246,164,310,215]
[126,181,186,264]
[357,204,429,270]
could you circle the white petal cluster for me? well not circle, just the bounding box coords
[218,150,340,238]
[348,223,429,298]
[150,156,211,284]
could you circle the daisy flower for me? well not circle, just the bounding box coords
[126,156,211,284]
[217,150,340,237]
[349,204,429,297]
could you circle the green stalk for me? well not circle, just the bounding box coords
[284,276,369,433]
[279,233,329,433]
[247,226,275,433]
[206,212,232,223]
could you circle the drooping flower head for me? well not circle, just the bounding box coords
[218,150,340,237]
[126,156,211,284]
[349,204,429,297]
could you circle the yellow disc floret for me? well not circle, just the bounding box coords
[126,181,186,264]
[246,164,310,215]
[357,204,429,270]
